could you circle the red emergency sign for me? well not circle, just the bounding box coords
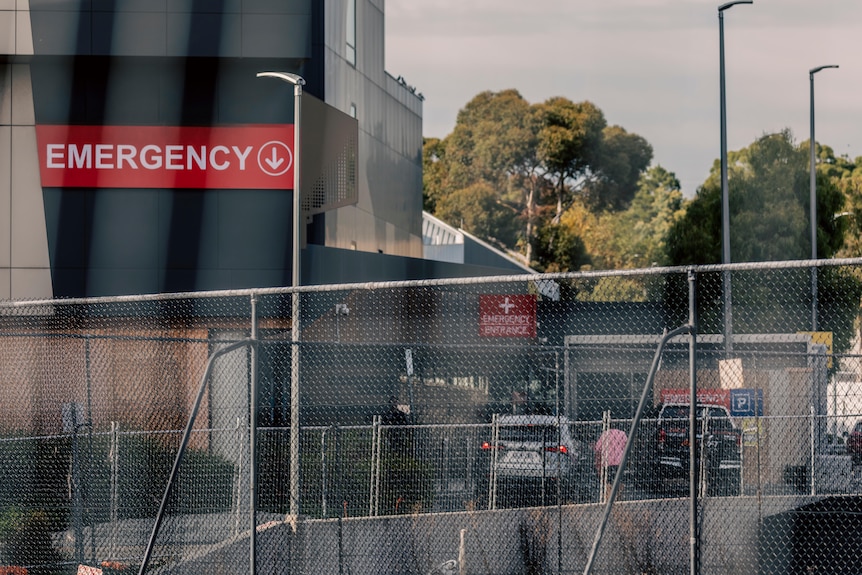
[479,294,537,338]
[35,125,295,189]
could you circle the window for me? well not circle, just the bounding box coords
[349,103,357,118]
[346,0,356,66]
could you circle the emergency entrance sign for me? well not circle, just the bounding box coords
[36,125,295,189]
[479,294,536,338]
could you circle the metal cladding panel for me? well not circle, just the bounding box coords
[359,0,385,83]
[28,1,312,58]
[241,13,312,59]
[0,11,14,54]
[11,267,55,299]
[28,1,93,10]
[11,126,49,269]
[0,126,10,268]
[165,12,242,57]
[0,269,8,299]
[92,0,167,11]
[43,187,297,296]
[301,93,358,216]
[463,238,530,273]
[29,10,91,55]
[0,64,10,123]
[92,11,167,56]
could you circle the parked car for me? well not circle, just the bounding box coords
[847,420,862,465]
[476,414,589,507]
[654,403,742,496]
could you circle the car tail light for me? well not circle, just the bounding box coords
[481,441,503,450]
[658,429,666,444]
[545,445,568,454]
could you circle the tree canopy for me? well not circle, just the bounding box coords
[425,91,861,288]
[424,90,653,270]
[666,130,845,265]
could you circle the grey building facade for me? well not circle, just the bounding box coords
[0,0,424,298]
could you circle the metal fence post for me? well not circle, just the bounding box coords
[370,415,381,516]
[110,421,119,523]
[322,427,330,518]
[489,413,500,510]
[137,338,253,575]
[810,405,816,496]
[250,293,259,575]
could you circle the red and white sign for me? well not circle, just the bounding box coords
[479,294,537,338]
[659,388,730,408]
[36,125,295,189]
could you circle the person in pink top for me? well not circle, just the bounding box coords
[594,428,628,501]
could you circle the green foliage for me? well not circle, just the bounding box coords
[295,428,435,519]
[446,89,538,190]
[424,89,654,270]
[575,277,650,303]
[0,437,69,573]
[664,130,862,351]
[833,155,862,262]
[0,507,64,571]
[435,181,519,247]
[0,437,70,531]
[533,222,589,273]
[667,130,845,265]
[86,434,235,520]
[422,137,447,213]
[593,165,686,269]
[378,453,435,515]
[585,125,654,211]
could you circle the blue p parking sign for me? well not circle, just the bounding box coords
[730,388,764,417]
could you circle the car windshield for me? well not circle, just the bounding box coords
[661,406,732,425]
[499,424,559,443]
[662,406,690,420]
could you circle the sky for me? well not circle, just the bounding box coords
[384,0,862,198]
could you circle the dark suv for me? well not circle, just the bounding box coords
[847,420,862,465]
[655,403,741,495]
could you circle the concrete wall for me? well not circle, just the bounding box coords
[156,495,821,575]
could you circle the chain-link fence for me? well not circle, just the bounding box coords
[1,261,862,574]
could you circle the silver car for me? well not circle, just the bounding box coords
[479,414,587,506]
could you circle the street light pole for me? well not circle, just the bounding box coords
[718,0,752,360]
[256,71,305,522]
[809,64,838,331]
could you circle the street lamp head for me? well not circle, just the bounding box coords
[719,0,753,12]
[809,65,839,76]
[256,71,306,86]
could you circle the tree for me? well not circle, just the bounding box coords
[665,130,860,351]
[534,98,606,221]
[443,90,542,261]
[587,126,654,211]
[596,165,685,269]
[423,89,654,270]
[435,181,518,246]
[532,221,590,273]
[667,130,844,265]
[422,137,447,213]
[446,89,538,190]
[829,151,862,260]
